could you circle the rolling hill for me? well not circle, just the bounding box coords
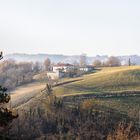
[11,66,140,108]
[10,66,140,131]
[54,66,140,97]
[52,66,140,123]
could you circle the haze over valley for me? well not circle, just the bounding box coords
[4,53,140,65]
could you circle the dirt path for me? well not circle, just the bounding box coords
[10,79,82,108]
[10,82,46,108]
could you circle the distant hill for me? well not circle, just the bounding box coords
[4,53,140,65]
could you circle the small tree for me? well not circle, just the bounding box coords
[106,56,121,67]
[44,58,51,71]
[93,60,102,67]
[0,86,17,127]
[79,54,87,67]
[73,61,79,68]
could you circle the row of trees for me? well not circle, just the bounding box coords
[0,58,54,90]
[93,56,121,67]
[43,55,124,72]
[0,55,131,90]
[43,55,87,71]
[79,55,134,67]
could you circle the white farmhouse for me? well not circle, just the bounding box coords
[53,63,74,72]
[47,70,65,80]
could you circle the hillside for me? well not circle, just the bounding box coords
[9,66,140,139]
[54,66,140,97]
[52,66,140,123]
[10,66,140,108]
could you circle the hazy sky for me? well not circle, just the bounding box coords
[0,0,140,56]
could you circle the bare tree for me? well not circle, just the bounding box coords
[105,56,121,67]
[93,59,102,67]
[44,58,51,71]
[33,62,41,72]
[79,54,87,67]
[73,61,79,68]
[0,60,35,89]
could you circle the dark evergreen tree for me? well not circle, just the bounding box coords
[0,52,18,128]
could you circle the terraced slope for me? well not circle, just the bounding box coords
[81,97,140,121]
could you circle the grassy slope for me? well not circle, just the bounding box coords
[15,66,140,124]
[53,66,140,123]
[11,76,82,108]
[54,66,140,97]
[11,82,46,107]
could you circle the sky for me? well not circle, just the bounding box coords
[0,0,140,56]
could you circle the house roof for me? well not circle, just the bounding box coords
[80,65,94,68]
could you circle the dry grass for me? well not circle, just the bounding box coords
[10,82,46,107]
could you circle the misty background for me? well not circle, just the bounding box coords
[0,0,140,56]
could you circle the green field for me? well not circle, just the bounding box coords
[54,66,140,97]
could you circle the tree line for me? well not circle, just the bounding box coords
[0,60,41,90]
[0,55,133,90]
